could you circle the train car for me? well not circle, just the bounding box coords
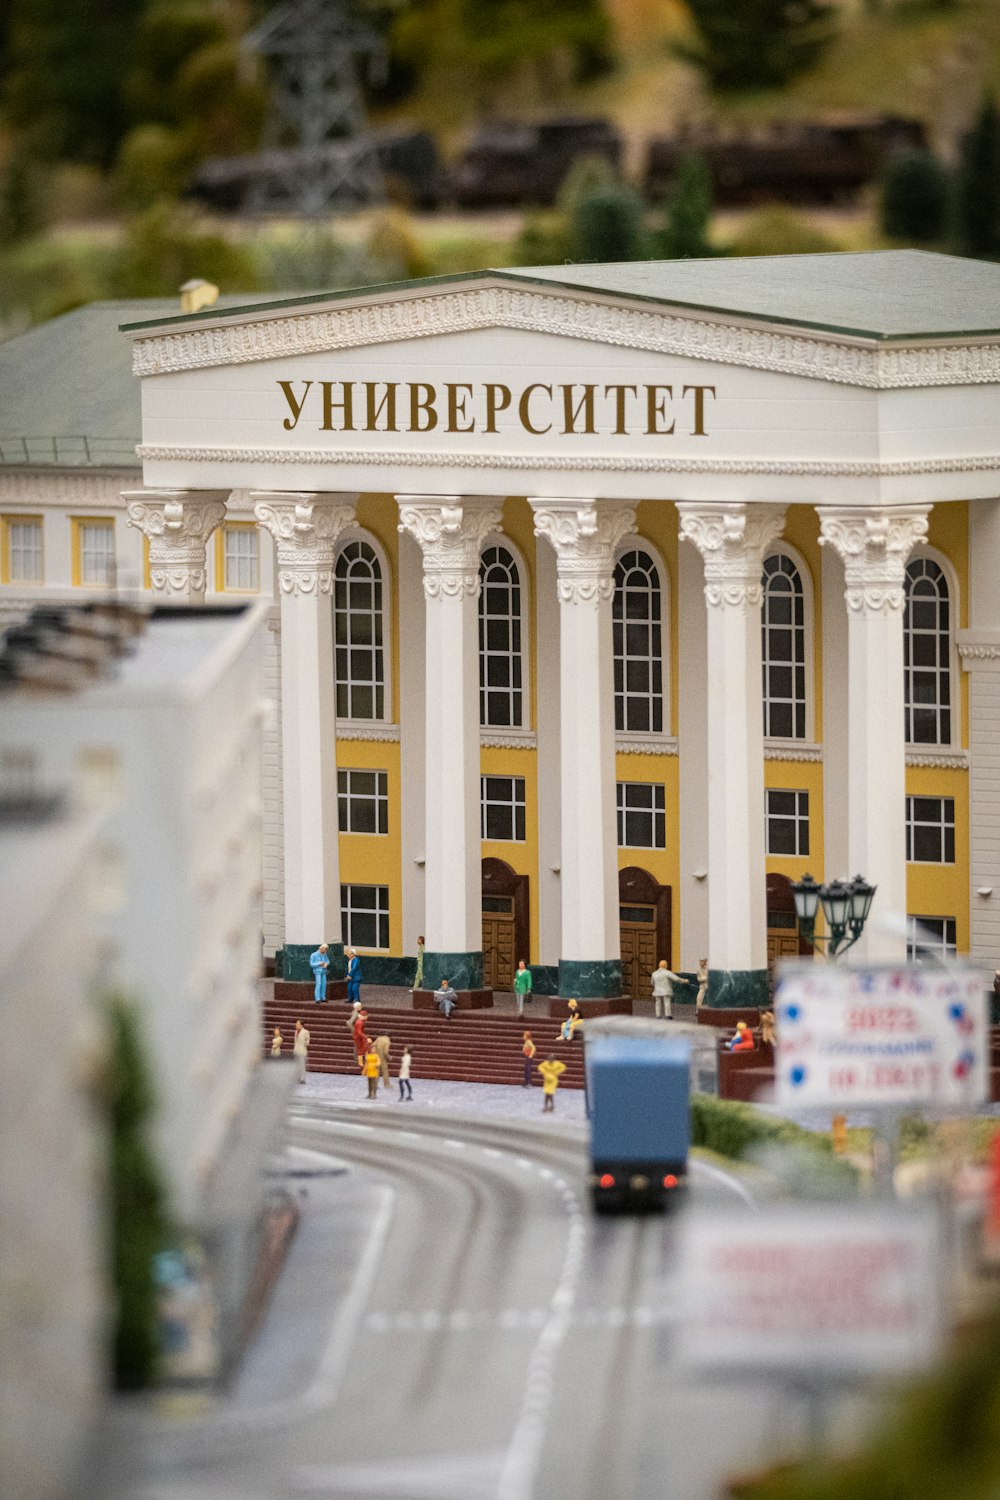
[585,1020,691,1214]
[449,116,622,209]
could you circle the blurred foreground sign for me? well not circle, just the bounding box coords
[675,1204,943,1379]
[775,964,987,1110]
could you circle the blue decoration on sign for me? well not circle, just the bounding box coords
[790,1065,806,1086]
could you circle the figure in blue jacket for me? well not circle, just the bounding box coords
[346,948,362,1004]
[310,944,330,1003]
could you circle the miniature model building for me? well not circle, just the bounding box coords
[2,251,998,1009]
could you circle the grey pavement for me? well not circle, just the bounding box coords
[295,1068,589,1124]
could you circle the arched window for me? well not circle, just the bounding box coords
[762,553,806,740]
[905,557,951,745]
[613,549,663,734]
[335,540,384,720]
[479,544,523,728]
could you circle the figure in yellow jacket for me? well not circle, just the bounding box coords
[364,1049,381,1100]
[537,1055,567,1113]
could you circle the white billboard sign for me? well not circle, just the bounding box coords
[674,1204,943,1379]
[774,965,987,1111]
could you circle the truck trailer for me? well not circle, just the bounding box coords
[585,1024,691,1214]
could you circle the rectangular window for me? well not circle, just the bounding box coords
[220,524,259,592]
[2,516,43,582]
[766,789,810,856]
[616,781,666,849]
[73,518,115,587]
[906,916,957,962]
[341,883,390,950]
[338,768,389,834]
[906,795,955,864]
[480,775,526,842]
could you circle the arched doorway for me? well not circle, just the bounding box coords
[619,866,672,999]
[481,858,529,992]
[766,872,811,973]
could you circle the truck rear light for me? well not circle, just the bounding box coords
[599,1173,615,1189]
[663,1174,678,1188]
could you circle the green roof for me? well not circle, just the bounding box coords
[0,296,256,468]
[121,251,1000,342]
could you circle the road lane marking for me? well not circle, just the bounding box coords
[689,1156,757,1207]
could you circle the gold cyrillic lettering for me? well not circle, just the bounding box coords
[683,384,716,436]
[561,383,597,435]
[446,383,475,433]
[278,379,313,431]
[603,384,637,435]
[645,385,675,436]
[321,380,354,432]
[518,383,552,435]
[409,383,438,432]
[364,382,398,432]
[484,383,511,433]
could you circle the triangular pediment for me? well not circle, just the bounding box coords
[126,273,1000,392]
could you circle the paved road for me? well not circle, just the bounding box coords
[113,1098,818,1500]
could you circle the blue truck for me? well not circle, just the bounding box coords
[584,1023,692,1213]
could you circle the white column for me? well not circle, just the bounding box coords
[678,502,785,997]
[819,506,930,961]
[124,489,228,602]
[677,534,710,972]
[253,491,357,956]
[535,539,562,967]
[397,495,503,991]
[398,528,426,958]
[532,498,636,1003]
[961,498,1000,964]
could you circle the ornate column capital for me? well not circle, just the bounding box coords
[396,494,503,600]
[251,491,358,596]
[123,489,228,597]
[677,502,786,609]
[530,499,637,605]
[818,506,930,613]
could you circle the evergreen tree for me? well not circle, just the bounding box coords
[1,0,148,167]
[571,179,647,264]
[954,96,1000,259]
[880,148,950,245]
[104,992,169,1391]
[660,151,713,259]
[0,150,44,247]
[678,0,837,92]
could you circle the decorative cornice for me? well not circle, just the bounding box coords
[615,734,679,756]
[957,631,1000,663]
[480,730,538,750]
[396,496,503,599]
[129,284,1000,390]
[252,491,357,596]
[818,506,930,613]
[531,500,637,605]
[905,750,968,769]
[123,490,227,598]
[336,720,400,743]
[0,469,140,505]
[677,502,786,608]
[764,741,823,763]
[135,442,1000,481]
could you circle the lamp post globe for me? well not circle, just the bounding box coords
[791,873,821,926]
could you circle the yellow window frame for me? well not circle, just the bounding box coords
[1,513,43,584]
[71,516,115,588]
[216,521,260,594]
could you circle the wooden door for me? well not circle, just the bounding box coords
[620,904,658,998]
[482,895,516,991]
[767,930,801,969]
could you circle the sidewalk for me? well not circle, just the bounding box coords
[295,1068,588,1123]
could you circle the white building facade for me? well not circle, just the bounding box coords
[3,253,1000,1011]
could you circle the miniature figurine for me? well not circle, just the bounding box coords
[537,1054,567,1112]
[514,959,533,1016]
[310,943,329,1003]
[522,1030,536,1087]
[293,1019,310,1083]
[650,960,688,1020]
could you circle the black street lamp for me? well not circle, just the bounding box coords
[790,873,876,959]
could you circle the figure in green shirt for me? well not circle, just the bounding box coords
[514,960,532,1017]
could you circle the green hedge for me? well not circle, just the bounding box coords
[690,1093,851,1175]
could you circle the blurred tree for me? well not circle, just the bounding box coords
[726,206,841,256]
[570,178,647,264]
[677,0,837,91]
[659,150,713,259]
[0,150,44,247]
[104,992,168,1391]
[880,147,950,244]
[114,202,262,295]
[953,95,1000,259]
[1,0,148,167]
[391,0,613,112]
